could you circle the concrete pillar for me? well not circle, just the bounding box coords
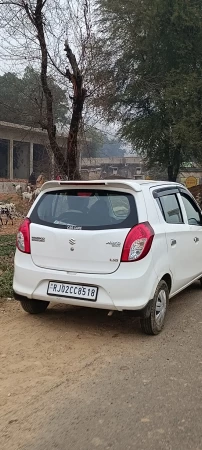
[9,139,13,179]
[30,142,33,174]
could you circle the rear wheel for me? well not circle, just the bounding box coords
[20,299,49,314]
[140,280,169,335]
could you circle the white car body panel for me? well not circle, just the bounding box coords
[30,225,130,274]
[13,179,202,311]
[14,249,158,311]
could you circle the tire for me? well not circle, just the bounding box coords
[20,299,49,314]
[140,280,169,335]
[199,278,202,289]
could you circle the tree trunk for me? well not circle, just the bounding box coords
[65,42,87,180]
[167,147,181,182]
[32,2,69,177]
[67,89,86,179]
[25,0,84,179]
[167,165,177,181]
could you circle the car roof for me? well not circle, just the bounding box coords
[41,179,182,193]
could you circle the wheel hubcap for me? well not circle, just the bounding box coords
[155,290,167,326]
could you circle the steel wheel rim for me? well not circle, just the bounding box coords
[155,289,167,326]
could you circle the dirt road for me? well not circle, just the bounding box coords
[1,284,202,450]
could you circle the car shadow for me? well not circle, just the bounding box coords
[27,281,202,337]
[31,303,142,336]
[169,280,201,305]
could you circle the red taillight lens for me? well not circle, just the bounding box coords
[121,222,154,262]
[16,218,31,254]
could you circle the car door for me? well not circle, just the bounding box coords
[154,188,194,292]
[178,190,202,279]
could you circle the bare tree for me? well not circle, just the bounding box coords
[64,40,87,179]
[0,0,92,179]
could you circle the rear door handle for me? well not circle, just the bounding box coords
[171,239,177,246]
[194,237,199,243]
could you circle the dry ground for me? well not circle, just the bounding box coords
[0,193,30,235]
[1,193,202,450]
[0,193,30,298]
[1,285,202,450]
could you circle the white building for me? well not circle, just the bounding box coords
[0,121,67,181]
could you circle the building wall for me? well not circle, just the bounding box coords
[0,181,27,194]
[0,121,85,184]
[3,122,202,189]
[81,157,142,166]
[0,122,65,181]
[179,170,202,188]
[33,144,52,178]
[0,139,9,178]
[13,141,30,179]
[81,156,144,180]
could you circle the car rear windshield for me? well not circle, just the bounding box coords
[30,189,138,230]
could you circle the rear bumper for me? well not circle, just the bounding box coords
[13,250,159,311]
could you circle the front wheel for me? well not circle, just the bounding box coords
[140,280,169,335]
[20,299,49,314]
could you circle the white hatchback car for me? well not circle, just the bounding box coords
[13,179,202,335]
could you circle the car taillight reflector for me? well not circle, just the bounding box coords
[16,218,31,254]
[121,222,154,262]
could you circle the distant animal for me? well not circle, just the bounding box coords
[8,203,16,213]
[36,173,45,188]
[0,204,15,225]
[22,191,33,202]
[13,183,22,195]
[33,187,41,198]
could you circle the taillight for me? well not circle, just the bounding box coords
[16,218,31,254]
[121,222,154,262]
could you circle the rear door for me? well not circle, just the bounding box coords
[29,188,138,274]
[154,189,194,291]
[179,190,202,278]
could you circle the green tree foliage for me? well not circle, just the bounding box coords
[0,67,67,127]
[82,126,125,158]
[96,138,125,157]
[82,126,105,157]
[95,0,202,180]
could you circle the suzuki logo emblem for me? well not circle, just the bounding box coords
[69,239,76,245]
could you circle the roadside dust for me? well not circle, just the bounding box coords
[0,219,22,235]
[0,300,143,421]
[1,284,202,450]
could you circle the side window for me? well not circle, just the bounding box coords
[181,194,202,226]
[159,194,183,224]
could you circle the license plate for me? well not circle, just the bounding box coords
[47,281,98,301]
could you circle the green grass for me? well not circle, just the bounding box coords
[0,235,16,298]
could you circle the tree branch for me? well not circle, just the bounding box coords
[64,40,81,78]
[47,50,66,77]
